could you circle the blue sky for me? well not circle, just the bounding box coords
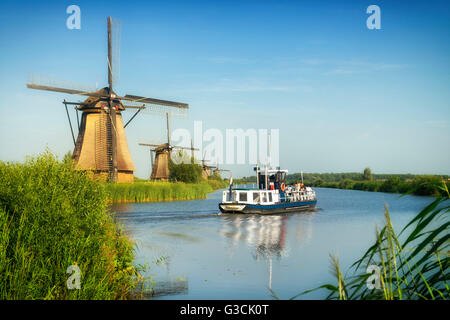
[0,0,449,178]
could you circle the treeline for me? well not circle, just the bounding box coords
[309,175,449,197]
[286,172,421,183]
[235,169,449,197]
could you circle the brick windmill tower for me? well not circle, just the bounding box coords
[139,113,198,180]
[27,17,188,183]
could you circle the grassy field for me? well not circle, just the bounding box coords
[0,152,141,299]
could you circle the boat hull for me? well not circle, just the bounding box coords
[219,200,317,214]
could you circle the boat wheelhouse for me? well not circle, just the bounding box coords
[219,166,317,214]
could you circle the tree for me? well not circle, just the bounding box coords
[379,176,401,193]
[363,168,373,181]
[339,179,354,189]
[168,160,202,183]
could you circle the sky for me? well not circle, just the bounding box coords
[0,0,449,178]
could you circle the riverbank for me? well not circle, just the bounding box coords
[105,179,228,203]
[0,153,139,299]
[305,176,449,197]
[235,172,449,197]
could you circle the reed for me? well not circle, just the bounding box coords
[0,152,141,299]
[297,182,449,300]
[104,181,217,203]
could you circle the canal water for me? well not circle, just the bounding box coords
[111,187,433,299]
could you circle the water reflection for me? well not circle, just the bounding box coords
[220,213,314,260]
[108,203,133,214]
[219,212,315,291]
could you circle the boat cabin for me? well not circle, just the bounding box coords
[223,189,280,205]
[257,169,287,191]
[222,167,316,205]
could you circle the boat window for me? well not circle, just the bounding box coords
[269,192,273,202]
[239,192,248,202]
[253,192,260,202]
[262,192,268,202]
[226,191,236,201]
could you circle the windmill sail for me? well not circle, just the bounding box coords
[27,16,189,183]
[110,17,121,87]
[27,73,103,98]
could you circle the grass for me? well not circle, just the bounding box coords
[104,178,227,203]
[0,152,143,299]
[295,182,449,300]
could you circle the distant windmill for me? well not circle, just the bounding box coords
[27,17,188,183]
[139,113,198,180]
[212,160,230,176]
[200,152,218,179]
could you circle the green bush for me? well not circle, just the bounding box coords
[339,179,354,190]
[410,175,443,196]
[313,178,324,187]
[379,176,401,193]
[0,152,138,299]
[169,160,203,183]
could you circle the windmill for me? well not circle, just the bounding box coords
[212,160,230,176]
[206,156,229,179]
[139,113,198,180]
[26,17,188,183]
[200,152,218,179]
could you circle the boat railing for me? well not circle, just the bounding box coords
[284,189,316,202]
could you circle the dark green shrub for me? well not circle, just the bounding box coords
[339,179,354,189]
[169,160,203,183]
[379,176,401,193]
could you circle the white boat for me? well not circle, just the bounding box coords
[219,166,317,214]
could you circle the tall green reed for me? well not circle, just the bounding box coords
[105,179,227,203]
[0,151,141,299]
[297,182,449,300]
